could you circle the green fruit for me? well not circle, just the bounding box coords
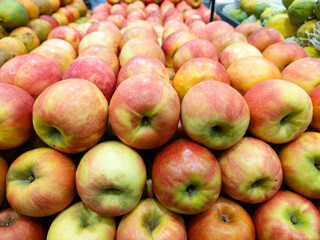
[253,3,269,18]
[304,46,320,57]
[296,19,318,38]
[282,0,294,9]
[315,0,320,19]
[236,11,249,22]
[229,9,243,18]
[0,26,9,39]
[32,0,52,15]
[74,17,89,24]
[0,0,29,31]
[260,7,285,22]
[0,49,13,67]
[288,0,316,24]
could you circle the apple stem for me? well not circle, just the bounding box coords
[290,216,298,225]
[28,175,35,182]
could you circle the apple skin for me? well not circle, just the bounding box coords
[188,196,255,240]
[247,27,285,52]
[310,85,320,130]
[253,190,320,240]
[219,42,262,70]
[189,20,206,38]
[0,156,8,206]
[200,21,234,42]
[282,57,320,94]
[162,21,189,41]
[278,132,320,199]
[152,138,221,215]
[0,83,34,150]
[110,74,180,149]
[86,21,121,44]
[121,20,157,37]
[47,201,116,240]
[173,58,231,100]
[181,80,250,150]
[32,78,108,154]
[244,79,313,144]
[41,38,77,59]
[119,38,165,67]
[119,27,158,50]
[107,14,126,29]
[6,148,76,217]
[0,208,47,240]
[117,198,187,240]
[235,22,263,38]
[262,42,308,71]
[39,15,60,29]
[0,53,62,99]
[218,136,283,204]
[117,55,170,86]
[227,56,281,95]
[212,30,248,54]
[76,141,147,217]
[173,39,218,72]
[63,56,116,103]
[48,26,82,51]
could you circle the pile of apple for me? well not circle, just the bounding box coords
[1,0,320,239]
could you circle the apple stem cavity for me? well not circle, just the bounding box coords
[144,216,159,235]
[290,215,298,225]
[141,116,151,127]
[0,219,14,226]
[104,188,121,195]
[210,125,223,137]
[219,214,230,223]
[186,185,196,197]
[28,174,35,183]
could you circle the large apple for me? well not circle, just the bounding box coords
[218,136,283,204]
[0,208,47,240]
[6,148,76,217]
[188,196,255,240]
[109,74,180,149]
[0,53,62,99]
[0,156,8,207]
[152,138,221,215]
[244,79,313,144]
[116,198,187,240]
[279,132,320,199]
[0,83,34,150]
[32,78,108,154]
[247,27,284,52]
[181,80,250,150]
[253,190,320,239]
[47,201,116,240]
[200,21,234,42]
[235,22,263,38]
[310,84,320,131]
[76,141,147,217]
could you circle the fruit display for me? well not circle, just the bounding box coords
[221,0,320,56]
[1,0,320,239]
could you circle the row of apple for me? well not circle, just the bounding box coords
[1,0,320,239]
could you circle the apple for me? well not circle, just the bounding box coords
[160,0,174,16]
[212,30,248,54]
[56,7,74,23]
[78,31,118,55]
[0,83,34,150]
[247,27,285,52]
[227,56,281,95]
[219,42,262,69]
[185,14,203,26]
[39,15,60,29]
[119,27,158,50]
[244,79,313,144]
[181,80,250,150]
[48,26,82,51]
[310,85,320,130]
[0,156,8,206]
[110,74,180,149]
[6,148,76,217]
[189,20,206,38]
[0,208,47,240]
[117,198,187,240]
[152,138,221,214]
[0,53,62,99]
[63,56,116,103]
[107,15,126,28]
[162,21,189,40]
[86,21,121,44]
[188,196,255,240]
[282,57,320,94]
[145,3,160,15]
[173,58,231,100]
[33,78,108,154]
[235,22,263,38]
[117,55,170,86]
[76,141,147,217]
[51,13,69,26]
[185,0,203,9]
[121,20,157,36]
[218,136,283,204]
[71,1,87,17]
[262,42,308,71]
[161,30,197,68]
[200,21,234,42]
[119,38,165,67]
[78,44,119,77]
[92,3,111,14]
[176,0,192,13]
[41,38,77,59]
[173,39,218,72]
[127,9,146,20]
[278,132,320,198]
[26,19,53,43]
[253,190,320,239]
[47,201,116,240]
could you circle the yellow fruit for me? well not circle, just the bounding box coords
[304,46,320,57]
[0,37,27,57]
[9,26,40,52]
[240,0,258,15]
[265,13,299,38]
[260,7,285,22]
[296,19,318,38]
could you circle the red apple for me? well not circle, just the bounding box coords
[200,21,234,42]
[109,74,180,149]
[6,148,76,217]
[86,21,121,44]
[48,26,82,51]
[310,85,320,130]
[63,56,116,102]
[188,196,255,240]
[235,22,263,38]
[212,30,248,54]
[253,190,320,239]
[244,79,313,144]
[41,38,77,59]
[39,15,59,29]
[0,53,63,99]
[119,27,158,50]
[117,198,187,240]
[181,80,250,150]
[0,208,47,240]
[107,14,126,28]
[218,136,283,204]
[0,83,34,150]
[32,79,108,154]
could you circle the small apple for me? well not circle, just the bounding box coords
[76,141,147,217]
[247,27,284,52]
[119,27,158,50]
[86,21,121,44]
[235,22,263,38]
[200,21,234,42]
[48,26,82,51]
[47,201,116,240]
